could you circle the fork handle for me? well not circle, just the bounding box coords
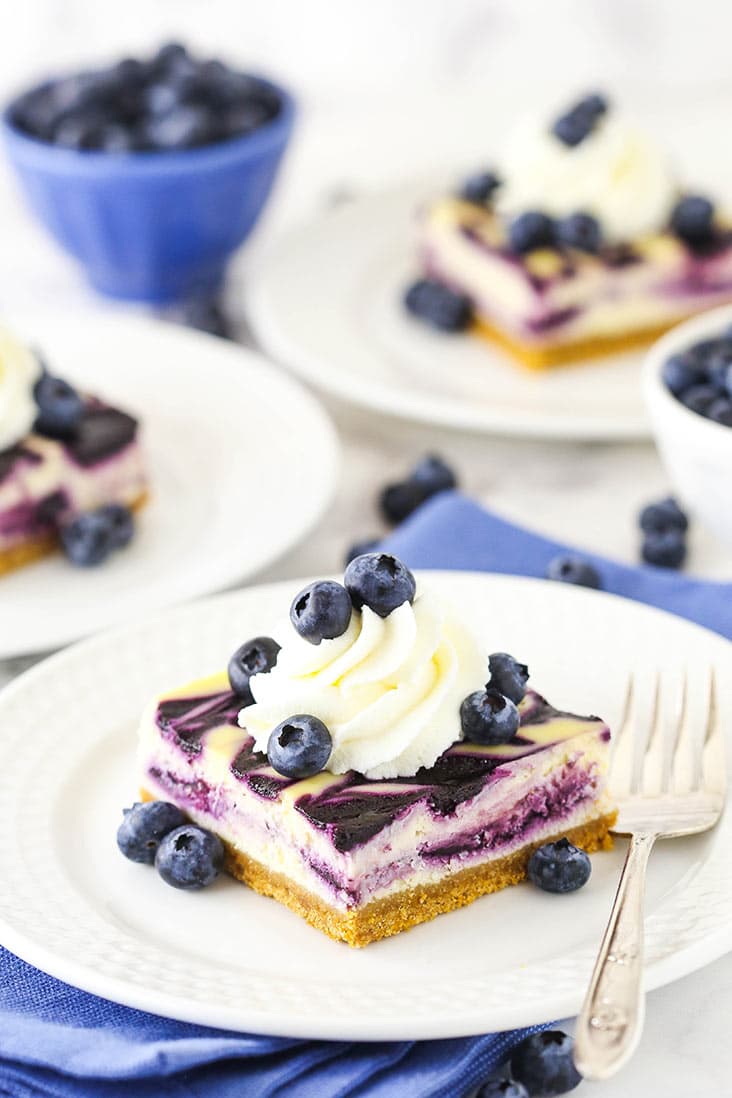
[574,831,656,1080]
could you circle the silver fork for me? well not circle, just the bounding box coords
[574,668,725,1080]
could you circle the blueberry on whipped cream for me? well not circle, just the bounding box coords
[267,714,333,778]
[290,580,352,644]
[227,636,281,702]
[344,552,417,618]
[552,92,608,148]
[459,170,501,206]
[33,373,84,440]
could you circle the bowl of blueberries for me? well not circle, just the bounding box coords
[2,43,295,302]
[643,304,732,550]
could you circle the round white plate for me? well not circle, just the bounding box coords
[246,184,651,440]
[0,311,339,659]
[0,571,729,1040]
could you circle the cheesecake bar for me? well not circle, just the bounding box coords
[137,555,614,946]
[414,93,732,369]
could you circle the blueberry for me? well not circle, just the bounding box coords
[403,279,473,332]
[267,714,332,778]
[680,382,719,416]
[527,838,591,894]
[477,1080,529,1098]
[228,636,280,702]
[344,553,417,618]
[556,212,602,254]
[117,801,187,864]
[552,93,608,148]
[97,503,135,549]
[144,104,216,149]
[642,529,687,569]
[704,341,732,391]
[379,481,426,525]
[460,687,520,745]
[290,580,352,644]
[708,396,732,426]
[412,454,458,495]
[460,170,501,205]
[33,374,84,439]
[344,537,380,567]
[661,352,707,397]
[546,555,601,589]
[671,195,716,245]
[639,497,688,534]
[52,111,107,149]
[510,1031,582,1097]
[155,824,224,890]
[487,652,530,705]
[180,295,233,339]
[508,212,556,255]
[60,511,116,567]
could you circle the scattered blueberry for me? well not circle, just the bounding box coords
[290,580,352,644]
[379,454,458,525]
[344,537,380,567]
[344,553,417,618]
[661,351,706,397]
[487,652,530,705]
[412,454,458,494]
[477,1080,529,1098]
[267,714,332,778]
[546,555,601,589]
[508,211,556,254]
[403,278,473,332]
[556,212,602,254]
[642,528,686,569]
[155,824,224,890]
[60,510,116,566]
[708,396,732,426]
[97,503,135,549]
[552,92,608,147]
[680,382,719,416]
[638,497,688,534]
[460,170,501,206]
[33,373,84,439]
[117,801,188,864]
[670,195,716,245]
[228,636,280,702]
[527,838,591,894]
[460,687,520,745]
[510,1031,582,1097]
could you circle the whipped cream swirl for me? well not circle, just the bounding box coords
[239,589,486,780]
[496,110,677,244]
[0,327,42,452]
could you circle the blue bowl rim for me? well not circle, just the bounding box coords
[1,72,296,177]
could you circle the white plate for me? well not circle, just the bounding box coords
[246,184,650,440]
[0,311,339,659]
[0,571,730,1040]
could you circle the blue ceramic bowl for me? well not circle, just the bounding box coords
[2,77,295,303]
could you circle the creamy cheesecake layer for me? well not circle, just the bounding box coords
[421,198,732,350]
[139,678,612,913]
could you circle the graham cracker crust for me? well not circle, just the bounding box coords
[140,788,616,947]
[0,489,149,578]
[473,315,685,371]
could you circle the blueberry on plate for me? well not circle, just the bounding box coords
[661,351,707,397]
[267,714,332,778]
[403,278,473,332]
[546,555,601,589]
[638,497,688,534]
[117,801,188,864]
[671,195,716,245]
[344,553,417,618]
[556,211,602,254]
[33,374,84,440]
[508,211,556,254]
[487,652,530,705]
[679,382,719,416]
[290,580,352,644]
[708,396,732,426]
[477,1080,529,1098]
[97,503,135,549]
[228,636,280,702]
[460,687,520,745]
[642,529,686,569]
[344,537,380,567]
[60,511,116,567]
[155,824,224,890]
[527,838,591,894]
[510,1030,582,1097]
[460,170,501,205]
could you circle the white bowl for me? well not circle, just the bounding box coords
[643,304,732,549]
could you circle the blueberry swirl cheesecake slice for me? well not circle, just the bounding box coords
[137,554,616,946]
[409,92,732,369]
[0,325,147,574]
